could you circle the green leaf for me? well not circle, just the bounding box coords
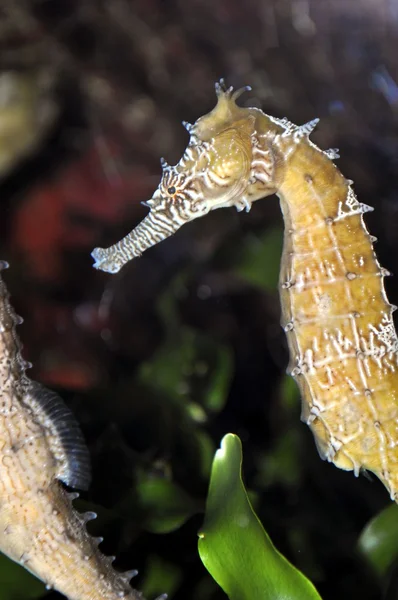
[358,503,398,577]
[195,430,217,479]
[280,375,300,412]
[136,477,202,534]
[138,327,233,418]
[0,554,45,600]
[139,272,233,419]
[204,344,233,414]
[137,327,195,399]
[198,434,323,600]
[141,554,182,599]
[234,228,283,291]
[256,430,302,488]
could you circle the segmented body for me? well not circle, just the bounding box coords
[92,81,398,500]
[278,139,398,499]
[0,261,146,599]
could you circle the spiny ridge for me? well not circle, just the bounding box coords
[324,148,340,159]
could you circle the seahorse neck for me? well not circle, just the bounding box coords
[276,140,349,230]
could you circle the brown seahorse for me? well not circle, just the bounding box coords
[0,260,161,599]
[92,80,398,501]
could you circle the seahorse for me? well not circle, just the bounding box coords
[0,260,160,599]
[92,80,398,501]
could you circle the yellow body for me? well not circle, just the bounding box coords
[278,141,398,498]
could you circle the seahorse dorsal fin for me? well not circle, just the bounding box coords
[23,382,91,490]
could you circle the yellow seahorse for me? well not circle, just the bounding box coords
[92,80,398,501]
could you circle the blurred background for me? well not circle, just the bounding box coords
[1,1,398,599]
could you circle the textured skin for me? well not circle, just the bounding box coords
[0,261,146,599]
[277,141,398,500]
[92,81,398,501]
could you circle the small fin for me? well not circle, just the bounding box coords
[24,382,91,490]
[324,148,340,159]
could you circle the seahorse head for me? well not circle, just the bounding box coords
[91,80,278,273]
[147,80,256,219]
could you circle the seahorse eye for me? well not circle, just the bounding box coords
[167,186,176,195]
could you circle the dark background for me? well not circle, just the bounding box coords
[1,1,398,599]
